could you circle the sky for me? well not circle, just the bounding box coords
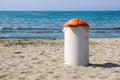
[0,0,120,11]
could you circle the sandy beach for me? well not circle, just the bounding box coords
[0,38,120,80]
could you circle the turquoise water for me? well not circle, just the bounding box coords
[0,11,120,39]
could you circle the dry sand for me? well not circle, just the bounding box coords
[0,38,120,80]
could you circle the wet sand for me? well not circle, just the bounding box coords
[0,38,120,80]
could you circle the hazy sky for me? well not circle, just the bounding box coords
[0,0,120,11]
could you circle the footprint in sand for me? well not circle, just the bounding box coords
[14,52,22,54]
[0,74,8,79]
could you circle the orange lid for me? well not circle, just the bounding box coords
[64,18,89,27]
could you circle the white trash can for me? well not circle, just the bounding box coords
[63,18,89,66]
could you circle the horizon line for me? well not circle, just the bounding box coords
[0,10,120,12]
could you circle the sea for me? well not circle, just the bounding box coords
[0,11,120,40]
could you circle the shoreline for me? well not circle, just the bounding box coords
[0,38,120,80]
